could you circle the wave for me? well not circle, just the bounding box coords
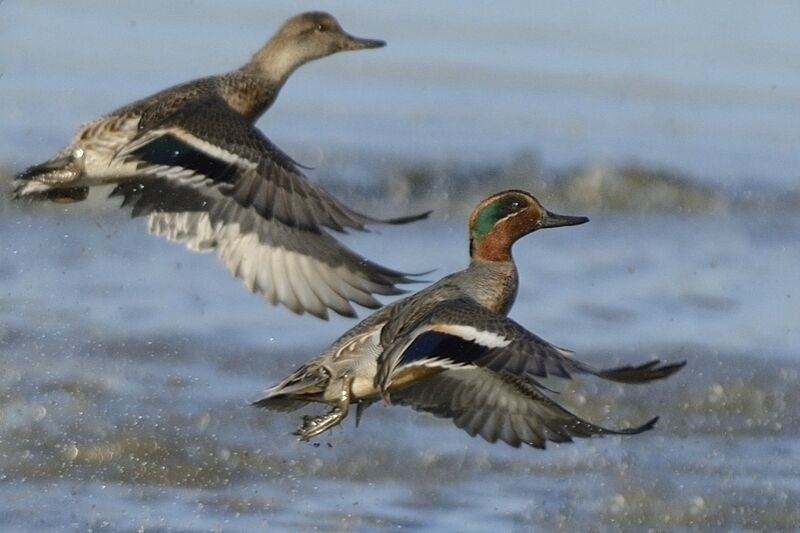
[322,151,800,214]
[4,155,798,216]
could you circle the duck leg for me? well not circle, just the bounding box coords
[355,400,377,428]
[294,377,352,441]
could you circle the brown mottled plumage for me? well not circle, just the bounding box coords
[13,12,433,319]
[254,190,685,447]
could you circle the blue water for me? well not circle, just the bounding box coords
[1,204,799,530]
[2,1,800,189]
[2,1,800,530]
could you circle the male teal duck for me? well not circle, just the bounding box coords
[254,189,685,448]
[13,12,428,319]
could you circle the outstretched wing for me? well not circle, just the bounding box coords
[107,96,432,318]
[116,96,430,233]
[110,178,419,319]
[376,297,684,390]
[392,367,658,448]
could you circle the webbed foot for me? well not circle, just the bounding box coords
[294,407,347,441]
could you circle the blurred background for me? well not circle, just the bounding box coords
[1,1,799,530]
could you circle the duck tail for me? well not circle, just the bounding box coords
[595,360,686,384]
[251,363,329,411]
[251,395,310,412]
[13,157,88,203]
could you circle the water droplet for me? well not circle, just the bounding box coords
[64,445,79,461]
[32,405,47,421]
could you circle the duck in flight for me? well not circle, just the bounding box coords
[254,190,685,448]
[13,11,429,319]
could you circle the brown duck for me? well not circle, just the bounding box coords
[13,12,429,319]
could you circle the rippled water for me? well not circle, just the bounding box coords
[2,1,800,530]
[1,201,799,530]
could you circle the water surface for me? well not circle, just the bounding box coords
[1,1,800,530]
[1,204,798,531]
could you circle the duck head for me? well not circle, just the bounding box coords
[251,12,385,79]
[468,189,589,262]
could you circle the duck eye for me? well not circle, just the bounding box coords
[511,201,521,210]
[316,23,325,31]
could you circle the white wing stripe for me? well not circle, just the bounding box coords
[432,324,512,348]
